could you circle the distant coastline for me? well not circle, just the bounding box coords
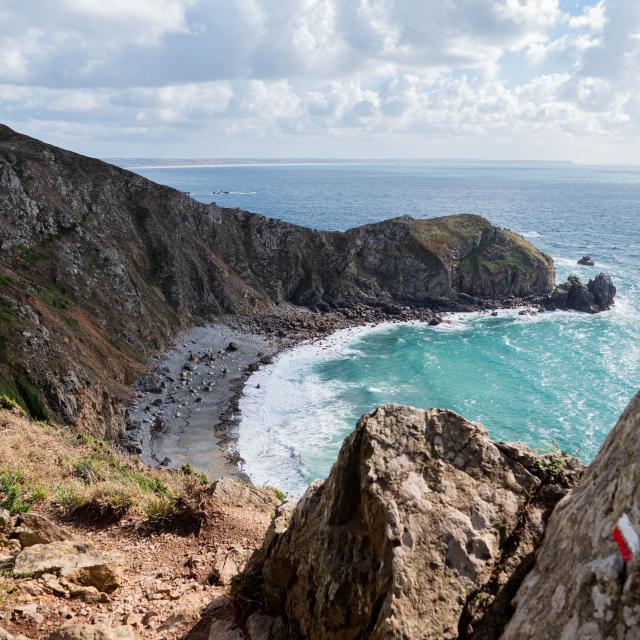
[109,158,577,170]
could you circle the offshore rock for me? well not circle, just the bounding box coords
[502,391,640,640]
[546,273,616,313]
[236,404,582,639]
[578,255,595,266]
[588,272,616,310]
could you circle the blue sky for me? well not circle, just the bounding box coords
[0,0,638,162]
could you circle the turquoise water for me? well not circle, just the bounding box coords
[131,162,640,494]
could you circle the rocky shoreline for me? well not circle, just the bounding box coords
[126,294,570,484]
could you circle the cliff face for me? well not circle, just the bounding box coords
[236,404,582,639]
[0,124,554,434]
[502,391,640,639]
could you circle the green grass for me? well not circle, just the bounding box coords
[264,485,286,502]
[0,274,12,287]
[0,299,16,326]
[0,334,9,362]
[19,247,47,264]
[37,282,71,310]
[144,494,180,526]
[0,395,19,411]
[16,373,49,420]
[0,377,27,413]
[0,471,47,515]
[180,463,209,485]
[63,315,79,330]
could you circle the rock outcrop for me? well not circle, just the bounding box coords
[546,273,616,313]
[235,404,583,639]
[578,255,595,266]
[13,541,123,593]
[502,391,640,640]
[0,124,554,436]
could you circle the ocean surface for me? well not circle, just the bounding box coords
[131,161,640,495]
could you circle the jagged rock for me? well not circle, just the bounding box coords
[207,619,244,640]
[12,602,44,626]
[13,512,71,548]
[210,546,252,586]
[588,272,616,310]
[502,391,640,639]
[0,508,12,533]
[13,541,123,593]
[578,255,595,266]
[69,585,110,603]
[245,613,277,640]
[157,593,207,632]
[47,624,138,640]
[237,404,582,639]
[547,273,616,313]
[566,275,599,313]
[137,373,164,394]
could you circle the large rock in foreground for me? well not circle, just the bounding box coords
[13,541,123,593]
[236,405,582,639]
[502,391,640,639]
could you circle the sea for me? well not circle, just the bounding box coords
[128,161,640,495]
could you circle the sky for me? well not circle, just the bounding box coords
[0,0,638,162]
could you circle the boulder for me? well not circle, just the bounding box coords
[13,541,123,593]
[547,273,616,313]
[0,508,12,534]
[578,255,595,266]
[137,373,164,393]
[210,546,252,586]
[47,624,138,640]
[236,404,582,639]
[588,271,616,310]
[13,512,71,548]
[566,275,599,313]
[503,391,640,639]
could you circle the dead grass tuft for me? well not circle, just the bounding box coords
[0,408,206,523]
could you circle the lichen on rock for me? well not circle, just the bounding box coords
[235,404,583,639]
[502,391,640,640]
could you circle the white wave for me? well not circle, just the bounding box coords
[520,230,542,238]
[237,300,636,496]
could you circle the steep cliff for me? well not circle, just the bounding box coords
[235,404,582,639]
[0,124,554,435]
[502,391,640,639]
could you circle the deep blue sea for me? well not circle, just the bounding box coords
[131,162,640,494]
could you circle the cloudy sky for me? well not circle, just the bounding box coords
[0,0,638,162]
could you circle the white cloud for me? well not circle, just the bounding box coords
[0,0,638,162]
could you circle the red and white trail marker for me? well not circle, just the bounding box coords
[612,514,639,563]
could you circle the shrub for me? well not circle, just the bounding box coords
[180,464,209,485]
[0,470,30,514]
[0,394,18,411]
[72,458,104,485]
[130,472,169,495]
[54,485,84,515]
[144,494,179,526]
[16,373,48,420]
[68,485,135,524]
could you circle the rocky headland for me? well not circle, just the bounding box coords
[0,124,632,640]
